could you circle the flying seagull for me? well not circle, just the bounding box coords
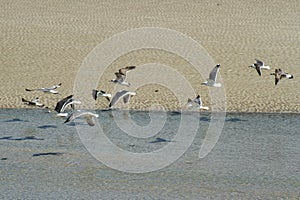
[249,59,271,76]
[22,97,45,107]
[110,66,136,86]
[25,83,62,94]
[92,89,111,101]
[187,95,209,110]
[64,111,99,126]
[109,90,136,107]
[270,68,293,85]
[54,95,81,117]
[202,64,221,87]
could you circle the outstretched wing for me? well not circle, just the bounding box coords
[274,69,281,85]
[123,94,131,104]
[275,76,280,85]
[55,95,73,113]
[109,90,128,107]
[64,113,74,123]
[209,64,220,82]
[255,59,264,67]
[255,65,262,76]
[115,72,125,82]
[22,98,35,105]
[119,66,136,75]
[25,88,39,92]
[64,111,83,124]
[92,89,98,100]
[101,90,111,101]
[49,83,62,90]
[193,95,202,107]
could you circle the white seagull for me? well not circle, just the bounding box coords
[249,59,271,76]
[187,95,209,110]
[64,111,99,126]
[92,89,111,101]
[25,83,62,94]
[109,90,136,108]
[270,68,293,85]
[202,64,221,87]
[110,66,136,86]
[22,97,45,107]
[54,95,81,117]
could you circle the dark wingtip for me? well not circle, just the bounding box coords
[127,65,136,69]
[64,118,70,124]
[25,88,31,91]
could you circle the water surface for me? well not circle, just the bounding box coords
[0,109,299,199]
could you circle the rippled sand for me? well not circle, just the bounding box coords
[1,0,300,112]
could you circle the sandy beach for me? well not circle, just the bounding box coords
[1,0,300,112]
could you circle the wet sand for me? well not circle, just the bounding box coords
[1,0,300,112]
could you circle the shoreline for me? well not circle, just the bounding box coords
[2,107,299,115]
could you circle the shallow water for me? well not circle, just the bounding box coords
[0,109,300,199]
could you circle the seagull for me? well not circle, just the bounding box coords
[54,95,81,117]
[187,95,209,110]
[249,59,271,76]
[109,90,136,107]
[201,64,221,87]
[92,89,111,101]
[22,97,45,107]
[25,83,62,94]
[64,111,99,126]
[110,66,136,86]
[270,68,294,85]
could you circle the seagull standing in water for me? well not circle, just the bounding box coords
[249,59,271,76]
[25,83,62,94]
[54,95,81,117]
[22,97,45,107]
[187,95,209,110]
[92,89,111,101]
[202,64,221,87]
[64,111,99,126]
[110,66,136,86]
[109,90,136,108]
[270,68,294,85]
